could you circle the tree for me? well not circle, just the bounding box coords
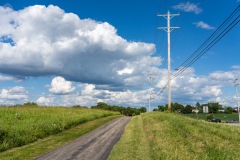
[225,107,233,114]
[182,104,193,114]
[208,102,221,113]
[138,107,147,113]
[158,105,167,112]
[24,102,38,107]
[96,102,108,109]
[172,103,184,113]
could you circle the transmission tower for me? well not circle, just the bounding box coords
[234,78,240,123]
[147,74,155,112]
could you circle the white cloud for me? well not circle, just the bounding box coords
[231,65,240,69]
[0,86,28,104]
[36,96,55,106]
[154,68,236,105]
[51,83,149,107]
[33,66,240,108]
[117,68,133,75]
[201,86,222,97]
[172,2,202,14]
[0,5,156,91]
[49,76,75,94]
[0,74,16,82]
[194,21,214,30]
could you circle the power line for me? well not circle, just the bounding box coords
[171,5,240,79]
[158,5,240,94]
[171,14,240,80]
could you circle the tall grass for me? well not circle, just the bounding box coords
[0,106,118,152]
[109,112,240,160]
[183,113,238,122]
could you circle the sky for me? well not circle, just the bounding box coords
[0,0,239,110]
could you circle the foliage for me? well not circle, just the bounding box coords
[0,115,121,160]
[91,102,146,116]
[0,106,118,152]
[109,112,240,160]
[225,107,233,114]
[172,103,184,112]
[155,105,166,112]
[206,114,214,121]
[154,102,234,114]
[183,113,239,122]
[181,104,193,114]
[23,102,38,106]
[154,103,192,113]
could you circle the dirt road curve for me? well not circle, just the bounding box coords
[35,116,131,160]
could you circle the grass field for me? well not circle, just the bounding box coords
[183,113,239,122]
[0,106,119,152]
[109,112,240,160]
[0,114,121,160]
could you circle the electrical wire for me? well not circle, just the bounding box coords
[171,7,240,79]
[158,5,240,94]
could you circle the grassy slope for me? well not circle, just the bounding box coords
[0,115,121,160]
[0,106,119,152]
[183,113,239,122]
[109,112,240,160]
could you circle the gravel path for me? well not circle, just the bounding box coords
[35,116,131,160]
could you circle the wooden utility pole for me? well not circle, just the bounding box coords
[157,10,179,111]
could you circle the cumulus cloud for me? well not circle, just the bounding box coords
[49,76,75,94]
[0,5,156,91]
[63,83,149,107]
[194,21,214,30]
[0,86,28,105]
[37,96,55,106]
[0,74,17,82]
[34,65,240,108]
[172,2,202,14]
[154,68,238,105]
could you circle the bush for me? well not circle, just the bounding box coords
[206,114,214,121]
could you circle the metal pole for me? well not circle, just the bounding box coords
[234,78,240,123]
[148,76,151,112]
[236,85,240,123]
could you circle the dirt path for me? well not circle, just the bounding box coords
[35,116,131,160]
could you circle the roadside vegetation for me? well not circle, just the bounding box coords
[91,102,147,116]
[0,115,121,160]
[154,102,234,114]
[0,104,119,152]
[183,112,239,122]
[109,112,240,160]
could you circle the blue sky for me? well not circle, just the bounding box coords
[0,0,239,109]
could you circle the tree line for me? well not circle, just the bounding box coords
[90,102,147,116]
[153,102,234,114]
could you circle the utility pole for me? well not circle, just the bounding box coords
[234,78,240,123]
[157,10,179,111]
[147,74,155,112]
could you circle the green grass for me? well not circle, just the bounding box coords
[108,115,151,160]
[109,112,240,160]
[183,113,239,122]
[0,115,121,160]
[0,106,119,152]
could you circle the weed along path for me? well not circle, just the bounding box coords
[35,116,131,160]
